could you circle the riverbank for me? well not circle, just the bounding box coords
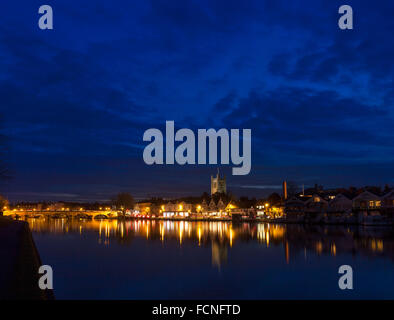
[11,213,394,227]
[0,217,54,300]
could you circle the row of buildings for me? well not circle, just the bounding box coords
[133,173,394,220]
[133,189,394,222]
[284,190,394,221]
[134,197,236,218]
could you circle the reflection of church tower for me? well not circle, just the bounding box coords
[211,169,226,195]
[211,241,228,269]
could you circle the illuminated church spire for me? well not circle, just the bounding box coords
[211,168,226,195]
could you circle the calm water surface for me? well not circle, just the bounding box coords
[28,218,394,299]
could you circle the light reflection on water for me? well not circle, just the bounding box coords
[27,218,394,299]
[27,218,391,259]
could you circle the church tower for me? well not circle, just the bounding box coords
[211,169,226,195]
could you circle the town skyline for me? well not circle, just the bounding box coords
[3,177,393,204]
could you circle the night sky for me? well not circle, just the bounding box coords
[1,1,394,202]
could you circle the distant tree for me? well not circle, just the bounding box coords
[212,192,235,204]
[365,186,381,195]
[0,195,7,209]
[348,186,357,197]
[201,192,210,201]
[384,184,391,193]
[225,191,236,202]
[268,192,282,205]
[237,196,257,208]
[113,192,135,218]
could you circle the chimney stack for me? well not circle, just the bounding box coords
[283,181,288,200]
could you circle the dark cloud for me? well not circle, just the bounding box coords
[221,86,393,164]
[213,91,237,112]
[1,1,394,200]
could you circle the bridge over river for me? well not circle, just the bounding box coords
[3,209,117,219]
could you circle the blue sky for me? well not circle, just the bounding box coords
[1,0,394,201]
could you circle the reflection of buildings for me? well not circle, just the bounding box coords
[328,194,352,212]
[25,217,394,265]
[283,224,394,263]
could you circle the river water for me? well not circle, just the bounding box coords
[27,218,394,299]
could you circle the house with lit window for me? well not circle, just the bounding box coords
[216,198,226,212]
[134,202,152,215]
[352,191,382,216]
[203,198,229,216]
[265,205,285,219]
[201,199,209,213]
[208,198,217,212]
[161,201,193,218]
[328,194,353,213]
[304,194,328,213]
[284,196,306,221]
[47,202,65,211]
